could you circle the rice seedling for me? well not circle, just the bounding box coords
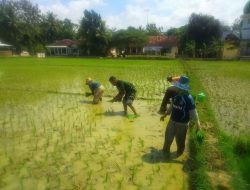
[19,177,24,190]
[138,137,145,149]
[151,165,161,176]
[123,152,128,164]
[129,165,138,185]
[103,172,110,183]
[146,175,153,186]
[117,176,124,189]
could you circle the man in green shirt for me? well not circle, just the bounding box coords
[109,76,138,116]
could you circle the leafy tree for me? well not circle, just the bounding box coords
[172,25,188,56]
[187,13,222,47]
[207,40,223,58]
[0,0,41,53]
[145,23,162,36]
[39,12,63,44]
[39,13,78,46]
[187,13,222,57]
[165,27,179,36]
[61,18,78,39]
[78,10,111,56]
[184,40,195,58]
[0,0,77,54]
[111,27,147,52]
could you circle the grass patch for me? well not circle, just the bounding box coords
[234,136,250,155]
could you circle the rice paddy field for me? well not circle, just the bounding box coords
[0,57,249,190]
[0,58,188,190]
[186,61,250,136]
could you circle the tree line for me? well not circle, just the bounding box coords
[0,0,246,57]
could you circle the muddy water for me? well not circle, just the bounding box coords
[0,93,189,190]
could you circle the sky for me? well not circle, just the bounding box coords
[33,0,248,29]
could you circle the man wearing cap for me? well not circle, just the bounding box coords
[85,78,105,104]
[160,76,201,157]
[158,76,180,114]
[109,76,138,116]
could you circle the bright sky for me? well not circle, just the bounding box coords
[34,0,248,29]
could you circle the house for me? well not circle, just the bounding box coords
[46,39,80,56]
[143,36,178,58]
[222,33,240,59]
[0,41,12,56]
[240,13,250,57]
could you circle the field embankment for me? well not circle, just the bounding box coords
[184,60,250,190]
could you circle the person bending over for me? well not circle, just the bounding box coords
[85,78,105,104]
[109,76,138,116]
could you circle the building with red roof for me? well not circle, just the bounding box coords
[143,36,178,57]
[46,39,80,56]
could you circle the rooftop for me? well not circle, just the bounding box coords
[146,36,177,47]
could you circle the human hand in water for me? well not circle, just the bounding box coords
[160,116,166,121]
[85,92,92,97]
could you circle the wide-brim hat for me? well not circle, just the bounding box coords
[172,76,190,91]
[173,81,190,91]
[85,77,93,85]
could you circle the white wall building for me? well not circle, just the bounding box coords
[241,14,250,40]
[240,13,250,56]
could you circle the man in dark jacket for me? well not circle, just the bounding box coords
[160,76,201,157]
[109,76,138,116]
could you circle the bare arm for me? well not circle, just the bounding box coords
[160,102,172,121]
[114,91,124,101]
[113,82,125,101]
[189,109,201,131]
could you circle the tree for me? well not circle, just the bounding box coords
[40,12,63,44]
[0,0,77,54]
[39,13,78,47]
[165,27,179,36]
[168,25,188,56]
[207,40,223,58]
[111,27,147,53]
[244,0,250,14]
[78,10,111,56]
[187,13,222,57]
[145,23,162,36]
[61,19,77,39]
[184,40,195,58]
[0,0,42,53]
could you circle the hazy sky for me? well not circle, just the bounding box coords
[33,0,248,29]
